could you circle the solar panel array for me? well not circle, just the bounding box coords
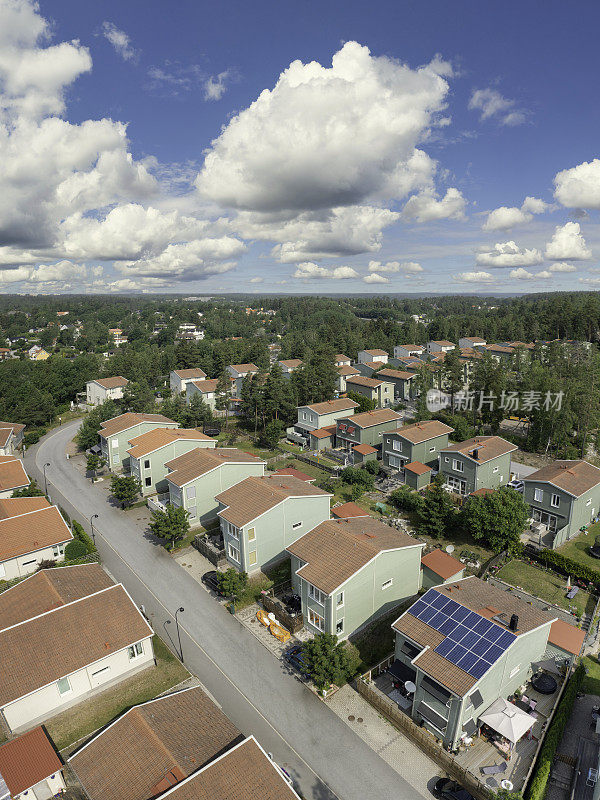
[409,588,516,680]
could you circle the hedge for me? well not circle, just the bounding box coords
[525,663,585,800]
[72,519,96,553]
[529,548,600,590]
[64,539,88,560]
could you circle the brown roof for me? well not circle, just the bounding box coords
[190,379,220,393]
[346,375,387,389]
[174,368,207,379]
[0,584,152,707]
[0,505,72,562]
[165,448,263,487]
[309,425,337,439]
[0,421,25,437]
[0,496,50,518]
[470,487,495,497]
[278,359,302,369]
[304,398,358,415]
[0,726,63,796]
[353,443,377,455]
[391,420,454,444]
[525,460,600,497]
[338,409,402,429]
[0,457,29,492]
[229,363,259,373]
[397,345,423,352]
[442,435,517,462]
[216,475,330,528]
[335,354,351,362]
[69,688,241,800]
[462,337,486,344]
[430,340,455,347]
[421,549,464,579]
[361,349,388,356]
[288,517,422,594]
[363,361,386,370]
[549,619,585,656]
[93,376,129,390]
[337,365,360,376]
[377,368,415,380]
[404,461,432,475]
[273,467,315,482]
[158,737,299,800]
[331,502,370,519]
[127,428,214,459]
[0,564,114,629]
[100,413,177,438]
[486,344,514,354]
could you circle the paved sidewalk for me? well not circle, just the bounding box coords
[327,685,442,798]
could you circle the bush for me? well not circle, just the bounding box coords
[364,459,381,476]
[390,485,424,513]
[72,520,95,552]
[24,429,45,446]
[525,663,585,800]
[530,549,600,590]
[65,539,88,560]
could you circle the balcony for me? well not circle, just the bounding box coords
[520,521,556,550]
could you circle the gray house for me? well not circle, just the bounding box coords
[99,413,178,471]
[287,517,424,639]
[293,398,359,438]
[375,369,417,401]
[382,420,454,473]
[391,576,562,749]
[165,448,265,526]
[216,475,331,573]
[345,375,395,408]
[335,409,402,453]
[170,368,207,395]
[522,460,600,549]
[439,436,517,495]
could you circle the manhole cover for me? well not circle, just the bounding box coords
[348,715,355,721]
[357,717,363,723]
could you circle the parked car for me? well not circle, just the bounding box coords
[284,644,309,677]
[202,570,223,594]
[507,479,524,492]
[432,778,475,800]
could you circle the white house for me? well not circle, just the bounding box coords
[169,368,207,395]
[393,344,425,359]
[357,349,388,365]
[86,377,129,406]
[335,354,351,367]
[336,364,361,393]
[0,422,25,455]
[99,413,178,470]
[458,336,487,349]
[176,324,204,341]
[186,378,222,410]
[0,565,154,733]
[294,398,359,437]
[277,359,302,376]
[427,340,456,354]
[0,457,30,498]
[0,726,66,800]
[226,364,259,397]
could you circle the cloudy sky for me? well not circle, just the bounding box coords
[1,0,600,295]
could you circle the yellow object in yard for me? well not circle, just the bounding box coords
[257,609,270,627]
[269,621,291,643]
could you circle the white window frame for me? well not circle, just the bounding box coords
[248,549,257,566]
[227,522,239,540]
[185,485,196,500]
[336,618,344,635]
[492,466,498,474]
[52,544,65,558]
[509,664,521,679]
[145,476,152,487]
[382,579,393,591]
[57,676,72,696]
[308,583,326,605]
[534,488,543,502]
[292,521,302,530]
[392,440,402,452]
[429,446,436,453]
[144,459,150,469]
[551,493,560,508]
[187,505,197,518]
[336,591,344,607]
[452,459,464,473]
[0,563,5,578]
[587,498,592,506]
[247,527,256,541]
[228,543,240,562]
[308,608,325,631]
[128,641,144,660]
[113,454,120,464]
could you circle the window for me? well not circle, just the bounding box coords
[336,591,344,607]
[509,664,521,679]
[145,477,152,487]
[22,558,37,566]
[187,505,197,518]
[247,527,256,541]
[91,665,111,679]
[113,454,120,464]
[452,459,464,472]
[392,440,402,451]
[308,608,325,631]
[228,543,240,562]
[144,459,150,469]
[248,550,257,566]
[429,446,436,452]
[382,579,393,590]
[551,494,560,508]
[444,456,449,463]
[186,485,196,499]
[587,499,592,506]
[336,618,344,635]
[52,544,65,558]
[292,522,302,530]
[302,412,307,420]
[226,522,239,540]
[308,584,326,605]
[0,563,5,579]
[128,642,143,659]
[534,488,543,502]
[57,676,71,695]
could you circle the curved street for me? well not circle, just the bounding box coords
[25,420,430,800]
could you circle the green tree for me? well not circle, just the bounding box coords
[12,480,44,497]
[441,347,464,408]
[462,486,529,552]
[86,452,105,479]
[346,391,376,413]
[417,475,456,539]
[301,633,355,690]
[259,419,284,449]
[217,568,248,599]
[215,370,232,426]
[390,485,424,513]
[76,400,118,451]
[110,475,141,509]
[122,379,155,413]
[148,504,190,550]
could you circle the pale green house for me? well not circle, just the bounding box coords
[216,475,331,573]
[165,447,266,526]
[382,420,454,472]
[345,375,395,408]
[127,428,216,496]
[293,398,359,439]
[99,413,178,472]
[287,517,424,639]
[439,436,517,495]
[335,408,402,453]
[185,378,220,410]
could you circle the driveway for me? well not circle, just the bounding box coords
[25,421,434,800]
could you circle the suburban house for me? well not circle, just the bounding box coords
[273,467,315,482]
[127,429,216,496]
[335,354,352,367]
[175,323,204,341]
[287,517,424,639]
[391,576,566,749]
[375,368,417,401]
[484,343,516,364]
[0,498,73,580]
[99,412,178,470]
[357,349,388,365]
[278,359,302,376]
[293,398,359,439]
[335,409,402,453]
[439,436,517,495]
[215,475,331,573]
[85,377,129,406]
[382,420,454,473]
[108,329,128,346]
[522,460,600,549]
[169,368,207,395]
[165,447,265,526]
[345,375,395,408]
[0,726,65,800]
[28,346,50,361]
[0,564,154,733]
[0,457,30,498]
[403,462,434,490]
[394,355,427,370]
[352,443,379,464]
[394,344,425,359]
[459,337,487,349]
[421,548,466,589]
[336,364,361,392]
[427,340,455,354]
[185,378,224,410]
[69,687,241,800]
[226,363,259,396]
[0,422,25,455]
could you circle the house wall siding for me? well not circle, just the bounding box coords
[131,438,216,496]
[103,421,179,471]
[0,542,69,582]
[523,479,600,548]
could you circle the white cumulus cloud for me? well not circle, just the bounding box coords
[204,71,231,100]
[544,222,591,261]
[402,187,466,222]
[548,262,577,273]
[293,262,359,280]
[363,272,389,284]
[482,196,548,231]
[554,159,600,209]
[454,271,494,283]
[476,241,543,268]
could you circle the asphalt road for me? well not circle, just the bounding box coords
[26,420,430,800]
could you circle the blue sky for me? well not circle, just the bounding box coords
[1,0,600,294]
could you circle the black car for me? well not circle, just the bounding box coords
[284,644,309,676]
[202,570,223,594]
[432,778,475,800]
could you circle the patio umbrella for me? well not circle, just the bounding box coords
[532,657,561,676]
[478,698,537,744]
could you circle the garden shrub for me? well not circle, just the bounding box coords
[64,539,88,560]
[72,519,96,552]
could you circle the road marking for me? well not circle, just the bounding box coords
[34,424,338,799]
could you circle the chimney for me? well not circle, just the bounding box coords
[509,614,519,632]
[472,448,479,460]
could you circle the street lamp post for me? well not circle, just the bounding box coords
[90,513,99,545]
[174,606,185,662]
[43,462,51,496]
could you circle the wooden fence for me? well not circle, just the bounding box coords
[193,535,227,568]
[260,593,304,634]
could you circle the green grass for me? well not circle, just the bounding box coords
[44,635,189,751]
[346,602,414,672]
[581,655,600,695]
[558,526,600,571]
[497,559,595,619]
[47,409,86,431]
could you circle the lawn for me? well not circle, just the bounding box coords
[44,635,189,751]
[581,655,600,695]
[558,526,600,571]
[496,559,596,619]
[171,518,220,552]
[346,601,415,673]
